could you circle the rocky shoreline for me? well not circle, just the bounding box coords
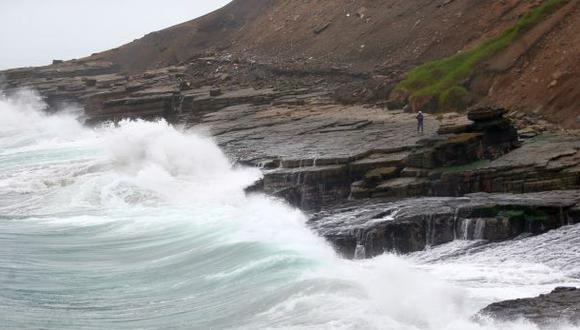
[2,57,580,326]
[2,0,580,325]
[308,190,580,259]
[477,287,580,327]
[3,58,580,251]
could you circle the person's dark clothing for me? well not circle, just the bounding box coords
[416,113,424,133]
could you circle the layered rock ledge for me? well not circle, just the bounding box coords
[308,190,580,259]
[477,287,580,327]
[3,57,580,260]
[2,59,579,214]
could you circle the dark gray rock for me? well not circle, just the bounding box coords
[477,287,580,326]
[308,191,580,259]
[2,55,579,212]
[467,105,508,122]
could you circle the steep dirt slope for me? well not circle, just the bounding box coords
[90,0,540,73]
[88,0,275,73]
[13,0,579,128]
[483,1,580,128]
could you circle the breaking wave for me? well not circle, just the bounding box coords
[0,90,578,329]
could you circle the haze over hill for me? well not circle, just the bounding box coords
[0,0,230,70]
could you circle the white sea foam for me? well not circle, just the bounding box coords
[0,90,578,330]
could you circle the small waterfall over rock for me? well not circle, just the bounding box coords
[459,218,473,240]
[457,218,486,240]
[354,244,367,260]
[353,228,367,260]
[474,219,486,240]
[452,209,460,240]
[425,214,435,247]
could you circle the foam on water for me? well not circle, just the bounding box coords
[0,90,578,330]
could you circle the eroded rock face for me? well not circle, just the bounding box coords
[308,191,580,259]
[409,105,518,170]
[406,133,485,169]
[0,56,366,125]
[477,287,580,327]
[2,56,579,211]
[467,105,507,121]
[430,134,580,196]
[227,102,547,208]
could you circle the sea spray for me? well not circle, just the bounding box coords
[0,89,86,145]
[0,90,578,330]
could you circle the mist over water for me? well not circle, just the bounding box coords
[0,90,578,329]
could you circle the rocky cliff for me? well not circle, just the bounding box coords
[478,287,580,326]
[80,0,579,128]
[2,1,578,127]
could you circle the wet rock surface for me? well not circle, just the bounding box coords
[2,57,579,211]
[477,287,580,326]
[210,100,578,209]
[2,55,580,262]
[1,2,579,324]
[0,56,366,123]
[308,190,580,259]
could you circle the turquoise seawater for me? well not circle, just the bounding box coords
[1,90,578,330]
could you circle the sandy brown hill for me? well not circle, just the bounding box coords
[91,0,543,73]
[85,0,579,127]
[0,0,565,129]
[481,0,580,128]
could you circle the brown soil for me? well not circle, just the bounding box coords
[52,0,580,128]
[90,0,538,73]
[483,0,580,129]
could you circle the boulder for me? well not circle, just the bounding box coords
[518,127,539,139]
[467,105,508,121]
[477,287,580,326]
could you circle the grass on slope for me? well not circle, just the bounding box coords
[394,0,569,112]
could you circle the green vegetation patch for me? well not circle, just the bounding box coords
[394,0,569,112]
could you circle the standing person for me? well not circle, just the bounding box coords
[416,111,424,133]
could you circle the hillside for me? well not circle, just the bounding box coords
[2,0,578,128]
[83,0,579,128]
[91,0,549,73]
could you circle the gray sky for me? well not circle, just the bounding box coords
[0,0,231,70]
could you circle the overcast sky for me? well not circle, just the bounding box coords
[0,0,231,70]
